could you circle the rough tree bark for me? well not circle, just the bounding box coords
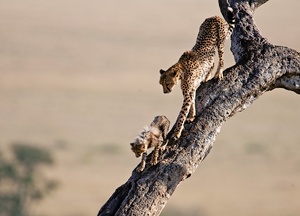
[98,0,300,215]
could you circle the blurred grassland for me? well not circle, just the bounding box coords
[0,0,299,216]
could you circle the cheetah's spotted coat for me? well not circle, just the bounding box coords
[159,8,235,141]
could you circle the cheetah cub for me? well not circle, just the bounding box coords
[130,115,170,172]
[159,6,235,141]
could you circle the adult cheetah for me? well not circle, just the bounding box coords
[159,6,235,141]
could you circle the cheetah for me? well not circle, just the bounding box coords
[130,115,170,172]
[159,6,235,141]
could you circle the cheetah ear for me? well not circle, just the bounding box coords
[130,142,134,147]
[159,69,165,75]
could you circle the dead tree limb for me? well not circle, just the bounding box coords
[98,0,300,215]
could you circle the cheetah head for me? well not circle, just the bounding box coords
[130,140,146,158]
[159,63,182,94]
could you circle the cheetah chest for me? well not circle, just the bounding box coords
[193,61,213,88]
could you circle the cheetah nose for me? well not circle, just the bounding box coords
[163,88,170,94]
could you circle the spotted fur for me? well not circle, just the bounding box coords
[130,115,170,172]
[159,6,235,141]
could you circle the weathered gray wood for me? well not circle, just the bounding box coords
[98,0,299,215]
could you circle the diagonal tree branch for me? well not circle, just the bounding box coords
[98,0,299,215]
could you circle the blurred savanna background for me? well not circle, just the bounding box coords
[0,0,299,215]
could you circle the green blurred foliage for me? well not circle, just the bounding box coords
[0,143,58,216]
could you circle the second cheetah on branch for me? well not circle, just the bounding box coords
[130,115,170,172]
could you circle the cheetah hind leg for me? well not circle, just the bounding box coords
[151,137,166,166]
[187,101,195,122]
[215,36,225,80]
[215,57,224,80]
[159,137,168,151]
[186,90,196,122]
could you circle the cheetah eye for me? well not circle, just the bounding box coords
[171,71,177,77]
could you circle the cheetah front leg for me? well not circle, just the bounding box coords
[172,91,194,141]
[138,152,147,172]
[150,142,161,166]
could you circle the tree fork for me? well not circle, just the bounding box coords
[98,0,300,215]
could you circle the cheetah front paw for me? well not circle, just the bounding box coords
[171,133,180,142]
[161,144,167,151]
[186,116,195,123]
[137,161,146,173]
[150,159,158,166]
[137,166,144,173]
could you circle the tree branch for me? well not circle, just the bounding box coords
[98,0,299,215]
[272,73,300,94]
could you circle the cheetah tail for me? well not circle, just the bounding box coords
[226,1,235,35]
